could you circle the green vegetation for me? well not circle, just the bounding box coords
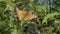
[0,0,60,34]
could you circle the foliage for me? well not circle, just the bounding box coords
[0,0,60,34]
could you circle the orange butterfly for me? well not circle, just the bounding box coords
[16,7,37,21]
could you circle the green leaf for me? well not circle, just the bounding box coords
[6,0,15,11]
[42,12,59,23]
[0,0,5,2]
[4,4,9,12]
[11,29,17,34]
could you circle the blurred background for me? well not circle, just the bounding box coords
[0,0,60,34]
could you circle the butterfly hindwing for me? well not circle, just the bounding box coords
[24,13,37,20]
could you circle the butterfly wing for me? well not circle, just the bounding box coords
[24,13,37,20]
[17,11,27,20]
[16,7,27,20]
[16,7,37,21]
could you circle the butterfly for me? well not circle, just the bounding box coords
[16,7,37,21]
